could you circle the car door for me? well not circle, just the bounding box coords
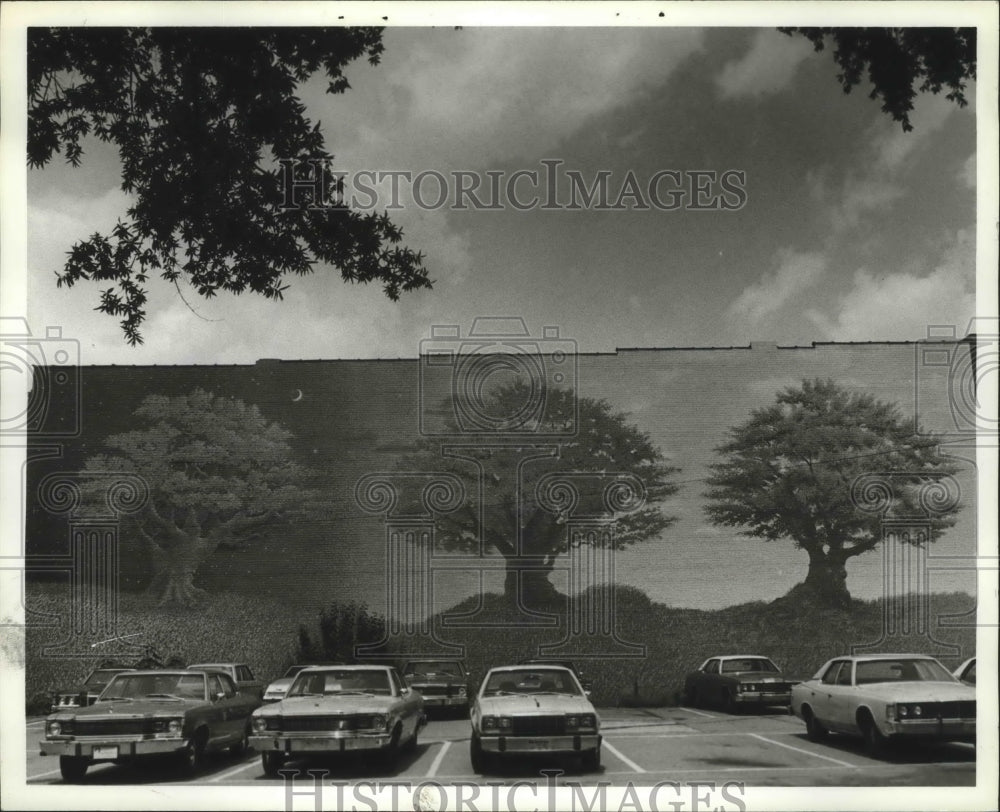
[208,673,241,744]
[825,660,857,731]
[700,659,721,702]
[806,660,848,728]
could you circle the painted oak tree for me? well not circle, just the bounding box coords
[705,379,962,608]
[780,27,977,132]
[28,27,431,345]
[402,381,679,609]
[82,389,320,606]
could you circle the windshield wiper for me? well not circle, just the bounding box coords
[99,696,133,702]
[143,693,183,700]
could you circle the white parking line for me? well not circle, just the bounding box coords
[425,741,451,778]
[603,740,646,773]
[27,767,65,782]
[206,756,261,783]
[678,706,719,719]
[749,733,858,768]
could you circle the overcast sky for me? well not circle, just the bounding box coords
[23,23,982,364]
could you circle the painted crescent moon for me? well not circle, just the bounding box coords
[291,389,303,402]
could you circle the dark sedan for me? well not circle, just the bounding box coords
[40,669,261,781]
[683,655,799,712]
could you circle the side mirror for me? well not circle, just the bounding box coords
[215,692,226,701]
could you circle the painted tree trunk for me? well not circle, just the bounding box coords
[503,555,559,611]
[803,548,851,608]
[144,534,211,607]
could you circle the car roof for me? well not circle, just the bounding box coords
[488,664,573,673]
[298,664,393,672]
[837,654,940,661]
[188,663,243,669]
[111,670,203,677]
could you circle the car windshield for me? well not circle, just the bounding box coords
[101,673,206,701]
[288,669,391,697]
[855,658,955,685]
[84,670,125,690]
[483,669,581,696]
[721,658,779,674]
[404,661,462,676]
[284,665,310,678]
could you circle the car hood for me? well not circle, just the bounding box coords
[477,694,595,716]
[254,695,399,717]
[407,675,463,685]
[725,671,795,683]
[48,697,203,720]
[851,681,975,703]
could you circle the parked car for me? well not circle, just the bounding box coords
[518,658,593,695]
[250,664,424,776]
[791,654,976,757]
[953,657,976,685]
[262,663,342,703]
[470,664,601,773]
[50,667,134,712]
[401,659,470,715]
[39,669,261,782]
[188,662,264,699]
[683,655,798,712]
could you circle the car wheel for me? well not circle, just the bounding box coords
[230,722,251,757]
[178,730,208,774]
[470,733,489,774]
[382,723,403,765]
[59,756,89,783]
[862,715,889,758]
[261,751,286,777]
[581,746,601,772]
[803,707,828,742]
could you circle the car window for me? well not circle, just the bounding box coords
[721,658,779,674]
[855,658,953,685]
[237,665,254,681]
[821,662,845,685]
[964,662,976,684]
[404,661,462,676]
[219,674,238,697]
[389,669,405,695]
[289,669,392,696]
[176,674,206,700]
[704,660,720,675]
[835,662,852,686]
[483,669,581,696]
[208,674,225,698]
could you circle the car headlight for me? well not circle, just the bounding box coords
[913,705,922,716]
[898,705,908,717]
[498,716,512,730]
[457,687,467,696]
[566,715,579,729]
[370,714,388,730]
[253,716,268,733]
[168,719,183,735]
[482,716,497,731]
[46,721,61,737]
[580,714,596,729]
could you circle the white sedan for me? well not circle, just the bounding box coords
[470,665,601,773]
[791,654,975,757]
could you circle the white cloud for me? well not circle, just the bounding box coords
[726,249,826,326]
[873,93,958,170]
[715,29,814,99]
[958,153,976,188]
[829,176,904,232]
[807,229,975,341]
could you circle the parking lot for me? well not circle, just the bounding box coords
[26,706,975,787]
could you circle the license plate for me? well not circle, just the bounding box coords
[92,746,118,760]
[526,739,549,749]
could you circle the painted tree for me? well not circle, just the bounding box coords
[402,381,679,609]
[704,379,962,607]
[82,389,320,606]
[780,27,976,131]
[28,27,430,345]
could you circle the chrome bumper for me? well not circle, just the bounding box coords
[40,737,184,759]
[481,734,601,754]
[250,732,393,753]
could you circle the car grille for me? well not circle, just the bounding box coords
[510,716,566,736]
[934,701,976,719]
[414,685,451,696]
[74,719,154,736]
[279,715,377,732]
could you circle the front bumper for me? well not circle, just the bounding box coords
[480,734,601,754]
[420,695,468,707]
[250,732,393,754]
[734,691,791,705]
[883,720,976,741]
[40,737,185,760]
